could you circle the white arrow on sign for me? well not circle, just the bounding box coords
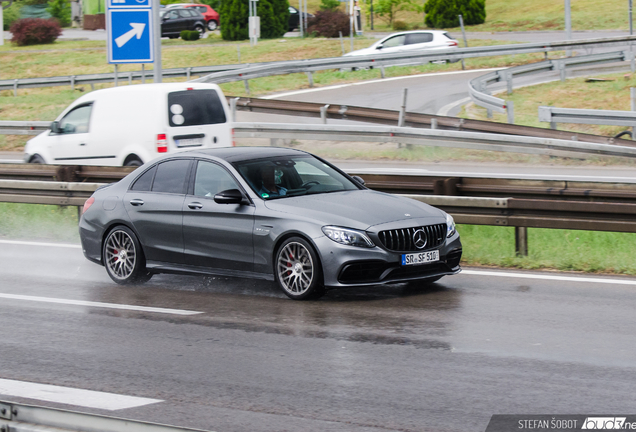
[115,23,146,48]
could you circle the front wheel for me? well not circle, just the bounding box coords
[103,226,152,285]
[275,237,324,300]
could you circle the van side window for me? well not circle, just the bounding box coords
[168,90,227,127]
[58,104,92,134]
[130,165,157,191]
[151,159,191,194]
[193,161,240,197]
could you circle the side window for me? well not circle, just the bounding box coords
[193,161,240,197]
[382,35,406,48]
[195,6,205,13]
[130,165,157,191]
[406,33,433,45]
[151,159,191,194]
[58,104,92,134]
[179,9,192,17]
[167,10,179,19]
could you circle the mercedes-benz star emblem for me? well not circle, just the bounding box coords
[413,229,427,249]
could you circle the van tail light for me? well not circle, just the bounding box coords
[82,196,95,214]
[157,134,168,153]
[232,128,235,147]
[448,41,458,47]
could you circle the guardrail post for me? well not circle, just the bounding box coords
[244,79,250,96]
[307,71,314,88]
[398,88,408,127]
[128,72,132,85]
[114,64,118,87]
[237,44,241,63]
[380,65,385,79]
[558,61,566,82]
[632,87,636,137]
[431,118,437,129]
[320,104,329,124]
[506,72,513,95]
[70,75,75,92]
[506,100,514,124]
[339,31,345,55]
[515,227,528,256]
[230,97,239,123]
[187,67,192,80]
[142,64,145,84]
[13,79,18,97]
[91,83,95,91]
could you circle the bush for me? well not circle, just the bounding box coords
[424,0,486,28]
[307,10,350,38]
[392,19,408,30]
[47,0,71,27]
[220,0,287,41]
[319,0,340,11]
[180,30,201,40]
[10,18,62,45]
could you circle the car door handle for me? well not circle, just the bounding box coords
[79,143,86,146]
[129,198,144,206]
[188,202,203,210]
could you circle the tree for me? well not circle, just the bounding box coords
[47,0,71,27]
[373,0,417,27]
[319,0,340,11]
[424,0,485,28]
[221,0,289,41]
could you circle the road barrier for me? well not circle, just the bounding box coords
[2,35,636,94]
[0,400,211,432]
[468,50,636,123]
[538,105,636,129]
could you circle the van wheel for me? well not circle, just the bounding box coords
[207,20,218,31]
[124,157,143,167]
[29,155,45,164]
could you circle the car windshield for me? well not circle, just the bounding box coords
[233,155,360,200]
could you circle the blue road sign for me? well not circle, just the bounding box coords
[107,9,154,64]
[108,0,151,8]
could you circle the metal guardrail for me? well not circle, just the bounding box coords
[538,105,636,129]
[468,50,636,122]
[0,400,212,432]
[2,35,636,94]
[232,122,636,159]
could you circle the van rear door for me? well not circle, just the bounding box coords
[166,88,230,151]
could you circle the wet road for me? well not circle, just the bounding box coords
[1,240,636,431]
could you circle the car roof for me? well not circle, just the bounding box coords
[172,147,312,163]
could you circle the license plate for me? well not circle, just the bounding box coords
[175,137,203,148]
[401,250,440,266]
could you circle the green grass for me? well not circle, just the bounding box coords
[1,202,634,275]
[0,203,80,243]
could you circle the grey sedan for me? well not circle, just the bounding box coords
[79,147,462,300]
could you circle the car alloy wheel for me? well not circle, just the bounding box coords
[207,20,217,31]
[275,237,324,300]
[103,226,151,285]
[194,24,204,34]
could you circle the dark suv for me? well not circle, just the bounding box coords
[160,7,206,38]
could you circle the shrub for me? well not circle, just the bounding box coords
[180,30,200,40]
[10,18,62,45]
[47,0,71,27]
[319,0,340,11]
[220,0,287,41]
[307,10,350,38]
[392,19,408,30]
[424,0,486,28]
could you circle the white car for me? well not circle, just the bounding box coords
[344,30,459,57]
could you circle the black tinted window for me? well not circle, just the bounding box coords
[167,90,227,127]
[406,33,433,44]
[151,160,190,194]
[131,165,156,191]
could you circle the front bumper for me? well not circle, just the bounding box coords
[315,233,462,288]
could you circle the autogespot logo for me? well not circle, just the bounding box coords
[582,418,627,430]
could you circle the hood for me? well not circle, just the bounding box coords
[264,190,443,230]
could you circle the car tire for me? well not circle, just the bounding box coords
[194,24,205,35]
[124,157,143,167]
[103,225,152,285]
[275,237,325,300]
[207,20,218,31]
[29,154,45,164]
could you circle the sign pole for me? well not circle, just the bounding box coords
[153,0,161,82]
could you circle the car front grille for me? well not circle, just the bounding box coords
[378,223,447,252]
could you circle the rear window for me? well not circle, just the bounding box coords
[167,89,227,127]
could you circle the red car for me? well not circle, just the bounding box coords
[167,3,219,31]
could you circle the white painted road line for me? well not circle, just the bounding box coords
[0,239,81,249]
[0,294,204,316]
[463,269,636,286]
[0,378,162,410]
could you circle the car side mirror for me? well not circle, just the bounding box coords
[50,121,61,134]
[375,44,383,50]
[351,175,366,186]
[214,189,246,205]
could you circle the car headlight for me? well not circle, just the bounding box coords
[445,212,456,238]
[322,226,375,248]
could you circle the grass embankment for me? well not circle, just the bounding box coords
[3,203,635,276]
[463,72,636,138]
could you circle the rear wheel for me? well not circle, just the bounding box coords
[194,24,205,35]
[275,237,324,300]
[124,156,143,167]
[29,154,45,164]
[207,20,218,31]
[103,226,152,285]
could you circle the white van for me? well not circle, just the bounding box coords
[24,83,233,167]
